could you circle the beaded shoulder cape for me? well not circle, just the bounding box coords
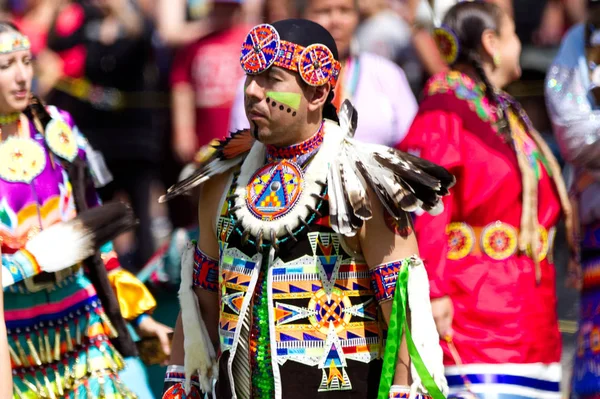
[161,100,456,239]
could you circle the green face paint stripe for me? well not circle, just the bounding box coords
[266,91,302,110]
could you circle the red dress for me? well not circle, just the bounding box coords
[397,71,562,399]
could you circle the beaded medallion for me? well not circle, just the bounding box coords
[481,223,518,260]
[246,159,304,221]
[45,118,78,162]
[0,137,46,183]
[446,222,475,261]
[299,44,338,87]
[240,24,280,75]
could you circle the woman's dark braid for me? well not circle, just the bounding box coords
[469,52,512,140]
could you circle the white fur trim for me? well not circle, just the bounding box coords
[25,221,94,273]
[232,121,343,238]
[179,241,217,394]
[407,256,448,397]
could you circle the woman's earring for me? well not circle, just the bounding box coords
[493,53,501,67]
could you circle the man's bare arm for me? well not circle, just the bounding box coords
[359,197,420,386]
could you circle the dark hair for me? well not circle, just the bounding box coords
[443,2,511,136]
[0,21,20,34]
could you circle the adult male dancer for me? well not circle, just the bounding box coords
[162,18,453,399]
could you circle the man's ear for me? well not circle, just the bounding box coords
[307,83,331,112]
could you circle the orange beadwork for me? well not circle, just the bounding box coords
[246,160,304,221]
[481,222,519,260]
[446,221,556,261]
[446,223,475,260]
[240,24,341,88]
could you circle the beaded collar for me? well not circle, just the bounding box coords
[0,112,20,126]
[265,122,325,166]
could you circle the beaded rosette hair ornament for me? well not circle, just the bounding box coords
[240,23,342,88]
[433,25,460,66]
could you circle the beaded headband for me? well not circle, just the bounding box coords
[240,24,342,88]
[0,32,31,55]
[433,25,460,65]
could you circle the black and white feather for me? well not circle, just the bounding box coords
[159,130,255,203]
[26,202,137,273]
[327,100,455,236]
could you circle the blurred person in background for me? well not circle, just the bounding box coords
[9,0,63,56]
[355,0,423,94]
[546,0,600,397]
[43,0,159,270]
[398,2,575,397]
[156,0,215,47]
[170,0,248,165]
[230,0,418,147]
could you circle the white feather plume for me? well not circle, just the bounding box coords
[25,220,95,273]
[407,257,448,397]
[179,241,218,394]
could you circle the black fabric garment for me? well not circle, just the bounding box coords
[513,0,549,45]
[98,159,158,269]
[46,3,161,163]
[214,175,384,398]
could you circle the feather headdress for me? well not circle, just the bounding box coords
[160,100,455,237]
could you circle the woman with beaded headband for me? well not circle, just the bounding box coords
[0,23,171,398]
[546,0,600,397]
[396,2,575,398]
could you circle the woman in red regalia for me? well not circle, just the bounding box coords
[397,2,576,398]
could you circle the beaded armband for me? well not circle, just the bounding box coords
[370,260,402,303]
[389,385,433,399]
[193,245,219,292]
[162,365,202,399]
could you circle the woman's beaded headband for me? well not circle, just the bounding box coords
[240,24,342,88]
[0,33,31,55]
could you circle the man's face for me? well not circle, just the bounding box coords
[244,66,313,146]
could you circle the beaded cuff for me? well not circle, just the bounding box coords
[193,245,219,292]
[389,385,433,398]
[2,249,41,287]
[370,260,401,303]
[163,365,202,399]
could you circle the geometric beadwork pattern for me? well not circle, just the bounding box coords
[299,44,338,87]
[370,261,401,303]
[239,24,341,88]
[218,249,262,352]
[246,160,304,221]
[308,232,341,295]
[240,24,280,74]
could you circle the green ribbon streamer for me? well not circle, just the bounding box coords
[377,259,446,399]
